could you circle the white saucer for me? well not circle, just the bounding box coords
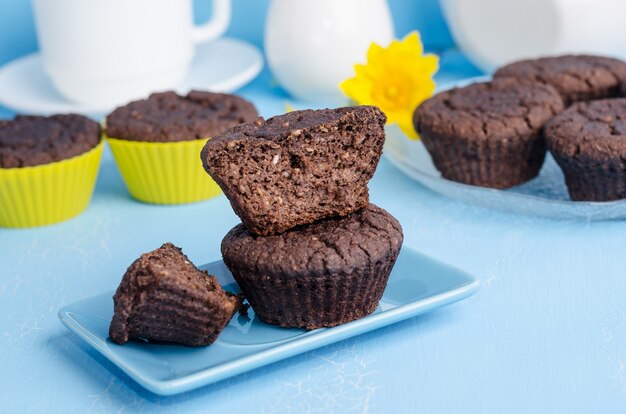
[0,37,263,117]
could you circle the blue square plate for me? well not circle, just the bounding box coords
[58,247,478,396]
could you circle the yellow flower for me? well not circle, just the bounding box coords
[340,32,438,139]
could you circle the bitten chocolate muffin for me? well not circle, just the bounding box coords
[105,90,258,142]
[221,204,403,329]
[413,79,564,188]
[202,106,387,236]
[494,55,626,105]
[545,98,626,201]
[0,114,100,168]
[109,243,242,346]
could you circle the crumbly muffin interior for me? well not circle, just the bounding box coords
[202,106,387,235]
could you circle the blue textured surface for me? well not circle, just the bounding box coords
[2,62,625,413]
[1,1,626,413]
[58,248,478,396]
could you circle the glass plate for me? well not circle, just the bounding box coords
[58,247,478,396]
[383,78,626,220]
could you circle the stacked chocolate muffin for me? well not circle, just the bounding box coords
[202,106,404,329]
[413,54,626,201]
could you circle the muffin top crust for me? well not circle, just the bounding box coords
[202,106,387,236]
[105,90,258,142]
[494,55,626,104]
[413,79,564,141]
[545,98,626,160]
[0,114,101,168]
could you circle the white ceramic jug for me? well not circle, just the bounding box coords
[265,0,394,102]
[440,0,626,73]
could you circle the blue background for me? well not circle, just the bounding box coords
[1,1,626,413]
[0,0,454,66]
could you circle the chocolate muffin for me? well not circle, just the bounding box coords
[494,55,626,105]
[545,98,626,201]
[221,204,403,329]
[202,106,387,236]
[109,243,242,346]
[105,90,258,142]
[0,114,100,168]
[413,79,564,189]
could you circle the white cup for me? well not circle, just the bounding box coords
[440,0,626,73]
[32,0,231,107]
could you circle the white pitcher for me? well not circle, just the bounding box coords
[265,0,394,102]
[440,0,626,73]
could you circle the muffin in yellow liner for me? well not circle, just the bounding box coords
[104,90,258,205]
[106,136,221,204]
[0,142,103,228]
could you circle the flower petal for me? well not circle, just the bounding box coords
[397,115,419,140]
[339,30,438,139]
[366,43,385,65]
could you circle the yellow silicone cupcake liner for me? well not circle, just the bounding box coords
[0,142,104,228]
[106,136,221,204]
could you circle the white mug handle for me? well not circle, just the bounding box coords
[192,0,231,44]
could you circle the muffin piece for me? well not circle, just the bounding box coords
[0,114,100,168]
[545,98,626,201]
[494,55,626,105]
[221,204,403,329]
[413,79,564,188]
[105,90,258,142]
[202,106,387,236]
[109,243,242,346]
